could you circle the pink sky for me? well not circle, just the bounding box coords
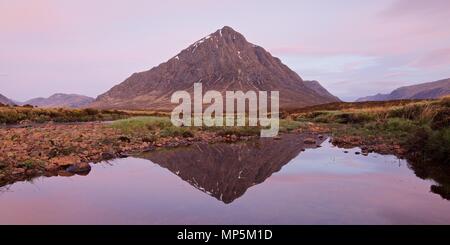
[1,0,450,101]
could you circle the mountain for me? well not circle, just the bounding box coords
[22,93,94,108]
[90,26,340,110]
[304,80,341,102]
[357,78,450,102]
[0,93,14,105]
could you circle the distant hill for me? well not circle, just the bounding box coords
[22,93,94,108]
[357,78,450,102]
[90,26,340,110]
[304,80,341,102]
[0,93,14,105]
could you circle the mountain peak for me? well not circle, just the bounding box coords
[91,27,340,110]
[217,26,242,37]
[220,25,235,31]
[182,26,249,56]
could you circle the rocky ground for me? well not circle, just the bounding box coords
[0,120,410,187]
[0,122,288,186]
[330,135,407,157]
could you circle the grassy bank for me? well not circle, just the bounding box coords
[292,97,450,165]
[110,116,307,140]
[0,105,161,124]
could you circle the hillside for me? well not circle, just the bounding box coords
[357,78,450,102]
[22,93,94,108]
[0,94,14,105]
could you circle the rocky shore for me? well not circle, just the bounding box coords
[0,122,273,186]
[0,120,415,187]
[330,135,407,157]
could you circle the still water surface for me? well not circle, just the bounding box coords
[1,135,449,224]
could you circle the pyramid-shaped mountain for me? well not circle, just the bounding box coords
[91,26,340,110]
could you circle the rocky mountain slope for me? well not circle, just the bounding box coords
[357,78,450,102]
[91,26,340,110]
[304,80,341,102]
[0,93,14,105]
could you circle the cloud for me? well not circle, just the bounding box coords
[0,0,62,34]
[381,0,450,17]
[280,54,379,78]
[269,0,450,101]
[409,48,450,68]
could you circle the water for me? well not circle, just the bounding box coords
[1,134,449,224]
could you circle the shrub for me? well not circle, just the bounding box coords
[182,131,194,138]
[83,108,99,116]
[279,119,303,132]
[425,128,450,165]
[19,160,35,169]
[334,112,375,124]
[388,104,423,120]
[160,127,195,138]
[385,118,416,132]
[431,108,450,130]
[0,106,131,124]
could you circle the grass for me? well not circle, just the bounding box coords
[17,159,46,170]
[111,116,204,139]
[111,116,172,134]
[293,97,449,126]
[291,97,450,165]
[279,119,306,132]
[285,99,434,114]
[110,116,306,139]
[111,116,259,137]
[0,105,158,124]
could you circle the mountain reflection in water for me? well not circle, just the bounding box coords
[137,134,326,204]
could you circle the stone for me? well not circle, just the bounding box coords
[45,163,59,172]
[66,162,91,175]
[12,168,25,175]
[101,152,115,160]
[303,138,316,144]
[26,169,37,176]
[143,146,156,152]
[50,156,81,167]
[118,153,129,158]
[58,170,75,177]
